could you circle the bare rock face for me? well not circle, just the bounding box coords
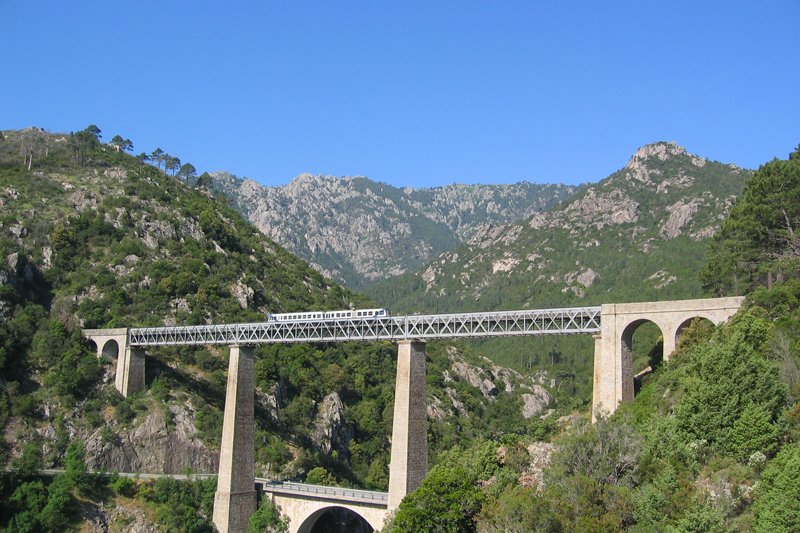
[257,380,284,420]
[311,392,353,457]
[230,278,254,309]
[427,395,452,421]
[518,442,556,489]
[450,360,498,400]
[661,199,700,239]
[84,403,218,474]
[521,385,551,419]
[484,359,522,393]
[564,188,640,229]
[103,167,129,181]
[86,502,159,533]
[623,142,687,184]
[445,387,468,417]
[140,220,176,249]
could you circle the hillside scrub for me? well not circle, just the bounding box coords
[1,126,557,528]
[387,306,795,532]
[385,145,800,532]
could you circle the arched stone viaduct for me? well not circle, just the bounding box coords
[83,296,744,532]
[81,328,144,397]
[591,296,743,420]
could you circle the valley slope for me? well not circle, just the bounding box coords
[0,127,555,497]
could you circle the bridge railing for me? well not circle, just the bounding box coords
[259,479,388,506]
[128,306,602,346]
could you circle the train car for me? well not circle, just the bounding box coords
[270,311,326,322]
[346,308,390,319]
[269,308,390,322]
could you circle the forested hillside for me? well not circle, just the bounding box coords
[382,145,800,532]
[0,127,560,531]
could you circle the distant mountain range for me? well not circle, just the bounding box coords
[204,172,577,289]
[367,142,750,313]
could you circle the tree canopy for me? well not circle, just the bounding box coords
[702,145,800,294]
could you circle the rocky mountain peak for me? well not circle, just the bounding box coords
[620,142,707,187]
[370,142,749,313]
[284,173,336,193]
[626,141,687,167]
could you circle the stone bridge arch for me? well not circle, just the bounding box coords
[269,494,387,533]
[83,328,144,397]
[592,297,744,420]
[674,315,717,349]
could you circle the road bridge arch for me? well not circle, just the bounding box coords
[269,495,386,533]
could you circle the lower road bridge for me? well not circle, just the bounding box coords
[259,480,388,533]
[83,296,743,532]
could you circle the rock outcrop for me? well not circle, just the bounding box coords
[521,385,552,419]
[84,403,219,474]
[442,347,554,419]
[311,392,353,457]
[518,442,556,489]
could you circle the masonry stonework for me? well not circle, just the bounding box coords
[387,340,428,510]
[213,345,256,533]
[592,297,744,421]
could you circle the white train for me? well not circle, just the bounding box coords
[269,308,390,322]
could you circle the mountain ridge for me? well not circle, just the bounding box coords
[203,171,577,288]
[367,141,749,314]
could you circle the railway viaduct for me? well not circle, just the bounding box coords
[84,296,743,533]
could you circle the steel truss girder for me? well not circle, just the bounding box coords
[127,306,601,347]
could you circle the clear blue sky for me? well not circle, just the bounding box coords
[2,1,798,187]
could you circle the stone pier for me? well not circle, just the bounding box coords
[118,346,145,397]
[213,345,256,533]
[387,340,428,510]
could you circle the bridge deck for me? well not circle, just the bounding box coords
[128,307,601,346]
[259,480,388,507]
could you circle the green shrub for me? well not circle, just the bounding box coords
[753,444,800,532]
[111,476,137,497]
[249,498,289,533]
[674,311,786,461]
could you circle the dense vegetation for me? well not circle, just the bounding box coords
[383,145,800,532]
[0,126,554,530]
[2,127,797,531]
